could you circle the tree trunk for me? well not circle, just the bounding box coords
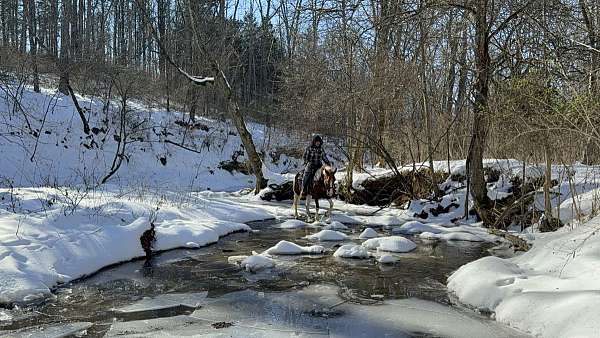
[468,0,493,225]
[58,0,71,95]
[25,0,39,92]
[543,143,553,216]
[220,70,267,193]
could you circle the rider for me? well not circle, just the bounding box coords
[301,135,331,195]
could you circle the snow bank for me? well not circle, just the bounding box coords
[0,187,274,304]
[333,245,370,259]
[362,236,417,253]
[358,227,378,239]
[305,230,348,241]
[263,240,324,255]
[448,218,600,337]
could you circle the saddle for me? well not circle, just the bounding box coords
[300,166,322,182]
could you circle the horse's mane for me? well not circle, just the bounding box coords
[314,167,323,180]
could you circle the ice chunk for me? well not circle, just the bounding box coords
[7,322,93,338]
[114,292,208,313]
[362,236,417,253]
[305,230,348,241]
[359,227,378,239]
[263,240,324,255]
[333,245,370,259]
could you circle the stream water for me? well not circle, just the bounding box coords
[0,218,528,337]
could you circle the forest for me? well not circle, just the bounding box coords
[1,1,599,337]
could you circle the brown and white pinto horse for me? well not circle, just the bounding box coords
[293,165,337,222]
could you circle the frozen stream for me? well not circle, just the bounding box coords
[0,218,529,337]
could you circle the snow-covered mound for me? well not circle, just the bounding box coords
[358,227,378,239]
[322,221,349,230]
[333,245,370,259]
[275,219,309,229]
[393,221,442,235]
[448,218,600,338]
[419,231,488,242]
[377,254,399,264]
[240,254,275,272]
[263,240,324,255]
[362,236,417,253]
[305,230,348,241]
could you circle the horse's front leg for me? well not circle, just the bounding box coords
[293,194,299,219]
[327,199,334,220]
[305,195,312,222]
[315,199,320,222]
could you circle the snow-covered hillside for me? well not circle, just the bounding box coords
[0,86,324,191]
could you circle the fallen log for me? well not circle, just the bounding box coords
[489,229,530,252]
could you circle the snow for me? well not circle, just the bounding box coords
[239,254,275,272]
[305,229,348,241]
[377,254,399,264]
[448,216,600,337]
[322,221,349,230]
[333,244,370,259]
[263,240,325,255]
[0,310,11,323]
[358,227,378,239]
[275,219,309,229]
[362,236,417,253]
[420,231,488,242]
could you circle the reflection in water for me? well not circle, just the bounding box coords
[1,218,493,336]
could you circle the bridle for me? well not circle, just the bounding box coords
[323,169,337,198]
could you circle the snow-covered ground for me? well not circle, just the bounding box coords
[448,216,600,337]
[436,160,600,337]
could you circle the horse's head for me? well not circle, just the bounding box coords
[322,165,337,198]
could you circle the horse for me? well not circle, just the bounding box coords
[293,165,337,222]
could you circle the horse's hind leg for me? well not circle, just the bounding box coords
[327,199,334,219]
[315,199,320,221]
